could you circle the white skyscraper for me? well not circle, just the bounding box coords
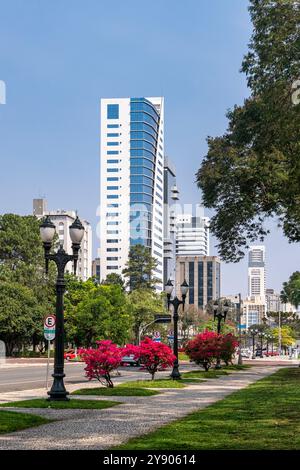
[100,97,164,289]
[176,209,209,257]
[248,245,266,297]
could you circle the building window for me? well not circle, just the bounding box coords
[107,177,119,181]
[189,262,194,305]
[107,133,119,137]
[107,239,118,243]
[107,104,119,119]
[107,186,119,190]
[107,151,119,155]
[107,142,119,146]
[107,257,118,261]
[107,159,119,164]
[107,266,118,270]
[107,195,119,199]
[107,248,118,252]
[108,124,119,128]
[107,168,119,172]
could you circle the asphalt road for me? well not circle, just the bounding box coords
[0,363,91,393]
[0,362,196,394]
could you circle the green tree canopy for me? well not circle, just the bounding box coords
[65,284,132,347]
[0,282,43,356]
[101,273,125,290]
[196,0,300,262]
[128,288,166,343]
[280,271,300,308]
[122,244,161,290]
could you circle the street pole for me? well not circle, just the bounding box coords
[278,310,282,357]
[165,279,189,380]
[40,216,84,401]
[238,293,243,365]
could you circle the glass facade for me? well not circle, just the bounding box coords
[198,261,204,308]
[189,262,194,305]
[130,98,160,250]
[207,261,213,302]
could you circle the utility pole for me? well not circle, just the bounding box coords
[237,293,243,365]
[278,310,282,356]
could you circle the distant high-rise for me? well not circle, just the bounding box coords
[33,198,92,281]
[100,97,164,290]
[248,245,266,298]
[176,209,209,257]
[163,156,179,285]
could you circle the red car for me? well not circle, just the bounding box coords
[64,349,77,361]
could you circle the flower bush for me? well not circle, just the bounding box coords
[78,340,123,388]
[220,333,239,365]
[185,331,239,370]
[185,331,221,371]
[125,337,175,380]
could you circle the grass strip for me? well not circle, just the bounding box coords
[72,387,160,396]
[0,398,121,409]
[0,410,51,434]
[115,367,300,450]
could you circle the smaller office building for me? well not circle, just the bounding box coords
[175,256,221,311]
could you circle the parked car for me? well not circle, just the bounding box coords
[240,348,252,358]
[120,354,141,367]
[64,349,77,361]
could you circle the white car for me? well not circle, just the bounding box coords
[240,348,252,358]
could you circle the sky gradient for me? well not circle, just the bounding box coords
[0,0,298,296]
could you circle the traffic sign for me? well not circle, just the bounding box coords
[44,329,55,341]
[44,315,56,328]
[153,331,161,339]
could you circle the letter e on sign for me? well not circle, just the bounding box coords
[44,315,56,328]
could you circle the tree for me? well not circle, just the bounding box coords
[272,326,295,350]
[196,1,300,262]
[0,282,43,356]
[198,319,236,335]
[101,273,125,290]
[126,337,175,380]
[128,289,165,344]
[65,284,133,347]
[79,340,124,388]
[220,333,239,366]
[122,244,161,291]
[280,271,300,308]
[0,214,56,353]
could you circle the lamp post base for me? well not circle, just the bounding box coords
[47,373,69,401]
[170,361,181,380]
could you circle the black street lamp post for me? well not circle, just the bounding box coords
[40,215,84,401]
[258,332,265,358]
[213,300,230,369]
[250,328,259,359]
[165,279,189,380]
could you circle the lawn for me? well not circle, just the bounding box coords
[115,367,300,450]
[0,410,51,434]
[72,387,160,397]
[0,398,121,409]
[118,379,186,389]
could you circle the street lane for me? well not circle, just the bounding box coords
[0,362,196,393]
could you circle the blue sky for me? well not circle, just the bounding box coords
[0,0,298,296]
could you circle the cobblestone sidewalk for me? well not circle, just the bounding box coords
[0,366,280,450]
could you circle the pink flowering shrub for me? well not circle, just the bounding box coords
[125,337,175,380]
[78,340,123,388]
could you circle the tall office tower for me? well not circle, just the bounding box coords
[163,156,179,285]
[33,199,92,281]
[176,209,209,257]
[248,245,266,297]
[100,97,164,290]
[176,256,221,311]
